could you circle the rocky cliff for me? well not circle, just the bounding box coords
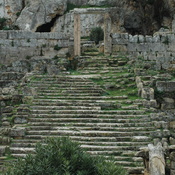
[0,0,175,35]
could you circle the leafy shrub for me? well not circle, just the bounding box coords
[0,17,7,29]
[5,137,127,175]
[89,27,104,44]
[54,44,62,51]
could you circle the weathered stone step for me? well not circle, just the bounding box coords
[31,106,101,110]
[34,96,128,100]
[10,148,35,154]
[11,154,27,158]
[81,145,141,151]
[27,126,154,132]
[31,110,102,115]
[29,117,151,123]
[86,150,136,156]
[24,135,151,143]
[30,113,150,119]
[29,113,150,118]
[32,99,127,104]
[11,139,149,148]
[99,110,147,115]
[32,101,102,107]
[30,83,101,88]
[82,52,99,56]
[26,130,151,137]
[28,121,153,128]
[30,81,95,85]
[38,89,103,93]
[37,93,101,96]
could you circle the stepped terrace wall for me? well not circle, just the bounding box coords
[112,32,175,70]
[0,31,70,65]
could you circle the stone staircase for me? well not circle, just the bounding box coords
[1,55,157,174]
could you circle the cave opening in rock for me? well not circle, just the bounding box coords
[22,0,25,8]
[36,15,60,32]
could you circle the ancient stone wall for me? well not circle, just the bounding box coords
[0,31,69,65]
[112,32,175,70]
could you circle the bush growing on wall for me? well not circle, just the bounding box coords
[5,137,127,175]
[90,27,104,44]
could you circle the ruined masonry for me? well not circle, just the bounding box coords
[0,6,175,175]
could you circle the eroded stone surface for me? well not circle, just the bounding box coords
[15,0,67,31]
[148,143,165,175]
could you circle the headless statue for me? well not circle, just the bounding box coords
[148,142,165,175]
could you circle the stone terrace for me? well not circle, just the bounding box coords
[1,54,159,174]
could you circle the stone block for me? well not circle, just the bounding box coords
[169,121,175,129]
[14,117,28,124]
[171,170,175,175]
[152,35,160,42]
[112,45,127,52]
[156,81,175,92]
[171,161,175,170]
[0,31,8,39]
[155,44,167,52]
[0,136,10,145]
[10,128,26,137]
[0,146,7,156]
[145,35,153,42]
[161,98,175,110]
[170,152,175,161]
[129,35,138,43]
[170,137,175,145]
[2,106,13,113]
[138,35,145,43]
[150,100,158,108]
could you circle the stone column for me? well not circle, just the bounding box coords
[74,13,81,56]
[104,13,112,56]
[148,143,165,175]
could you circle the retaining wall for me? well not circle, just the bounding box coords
[112,32,175,70]
[0,31,70,65]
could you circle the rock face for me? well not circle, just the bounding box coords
[53,11,103,37]
[0,0,23,21]
[0,0,174,35]
[15,0,67,31]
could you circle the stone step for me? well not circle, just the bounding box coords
[30,81,96,85]
[99,110,147,115]
[38,89,103,93]
[12,135,151,144]
[86,150,136,156]
[34,96,128,100]
[37,93,102,96]
[26,130,151,137]
[28,121,153,128]
[82,52,99,56]
[23,135,151,143]
[32,100,132,106]
[27,125,154,132]
[32,98,127,103]
[30,113,150,119]
[11,140,149,148]
[32,101,102,107]
[10,148,35,154]
[30,83,101,88]
[29,117,151,123]
[31,106,101,110]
